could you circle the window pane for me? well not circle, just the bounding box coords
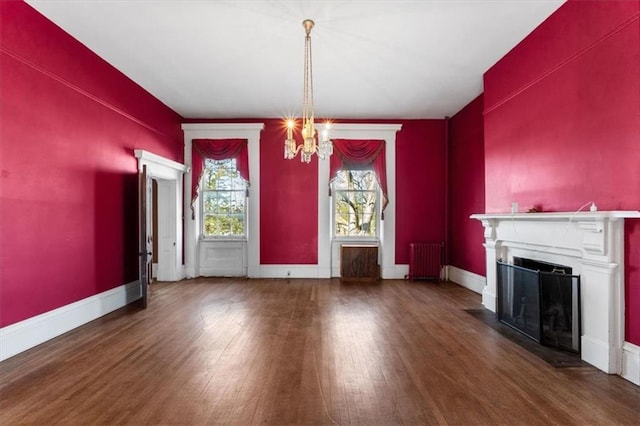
[204,215,225,236]
[334,170,378,237]
[203,158,245,190]
[203,214,246,237]
[201,159,246,237]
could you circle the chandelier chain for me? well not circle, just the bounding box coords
[303,29,314,136]
[283,19,332,163]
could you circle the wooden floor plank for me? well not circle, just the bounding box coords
[1,278,639,425]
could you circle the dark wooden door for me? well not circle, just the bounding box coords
[138,165,152,308]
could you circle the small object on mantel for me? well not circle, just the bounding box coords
[527,207,540,213]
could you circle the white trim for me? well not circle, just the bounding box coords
[320,123,402,279]
[0,281,140,361]
[471,211,640,221]
[134,150,186,282]
[317,126,332,278]
[323,123,403,133]
[198,239,247,277]
[182,123,265,132]
[622,342,640,386]
[259,265,322,279]
[448,266,486,294]
[581,335,611,373]
[134,149,187,178]
[182,123,264,278]
[386,264,410,279]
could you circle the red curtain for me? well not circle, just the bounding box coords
[329,139,388,216]
[191,138,249,215]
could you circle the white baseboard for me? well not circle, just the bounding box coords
[200,267,246,277]
[447,266,486,294]
[382,264,409,279]
[622,342,640,386]
[259,265,322,279]
[258,264,410,279]
[316,266,331,279]
[581,335,613,374]
[482,288,497,312]
[0,280,140,361]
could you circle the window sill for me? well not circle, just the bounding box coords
[332,237,379,244]
[200,237,247,242]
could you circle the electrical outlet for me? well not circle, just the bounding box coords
[287,270,291,277]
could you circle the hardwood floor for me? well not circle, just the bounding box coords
[1,278,638,425]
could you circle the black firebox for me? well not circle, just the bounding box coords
[497,257,581,353]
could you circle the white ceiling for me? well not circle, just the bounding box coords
[25,0,565,120]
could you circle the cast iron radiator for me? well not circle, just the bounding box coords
[409,242,443,280]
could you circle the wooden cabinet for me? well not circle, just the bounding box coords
[340,245,379,281]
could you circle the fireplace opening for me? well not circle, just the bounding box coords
[497,258,581,353]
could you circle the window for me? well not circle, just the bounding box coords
[201,158,247,238]
[333,169,379,238]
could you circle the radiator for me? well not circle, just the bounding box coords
[409,242,443,280]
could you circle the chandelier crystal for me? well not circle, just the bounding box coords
[284,19,333,163]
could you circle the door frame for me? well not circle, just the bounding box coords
[135,150,187,282]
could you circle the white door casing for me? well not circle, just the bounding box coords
[134,150,187,282]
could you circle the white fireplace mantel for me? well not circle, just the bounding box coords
[471,210,640,377]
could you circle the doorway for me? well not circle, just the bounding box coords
[135,150,187,284]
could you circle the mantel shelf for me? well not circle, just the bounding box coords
[471,211,640,221]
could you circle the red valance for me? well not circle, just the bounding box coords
[191,138,249,215]
[329,139,388,216]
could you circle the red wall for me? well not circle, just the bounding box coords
[0,2,184,327]
[260,119,319,264]
[483,0,640,344]
[395,120,447,264]
[260,118,440,264]
[448,95,486,276]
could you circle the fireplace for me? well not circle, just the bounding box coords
[497,258,580,353]
[471,210,640,382]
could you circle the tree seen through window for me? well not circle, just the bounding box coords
[201,158,246,237]
[334,169,378,237]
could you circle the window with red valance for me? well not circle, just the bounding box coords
[329,139,388,215]
[191,138,249,215]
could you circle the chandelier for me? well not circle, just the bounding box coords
[284,19,333,163]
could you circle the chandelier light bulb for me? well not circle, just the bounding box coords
[286,119,294,139]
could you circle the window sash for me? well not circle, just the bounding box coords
[333,170,379,238]
[201,192,247,238]
[202,189,246,214]
[201,159,247,239]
